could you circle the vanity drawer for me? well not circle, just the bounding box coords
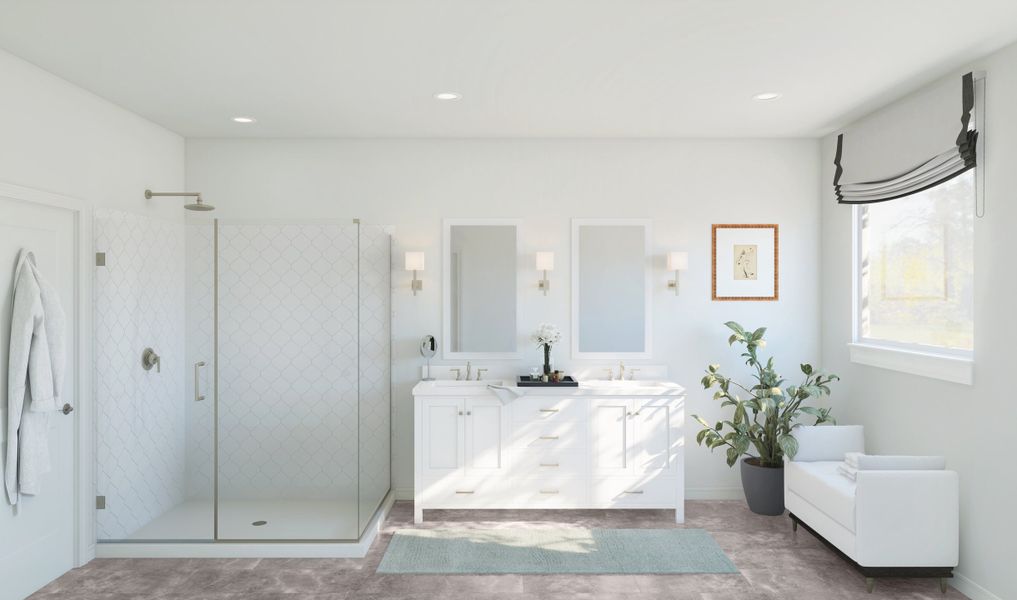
[511,397,585,423]
[512,420,587,450]
[418,478,503,509]
[591,476,678,508]
[510,449,589,477]
[505,478,587,507]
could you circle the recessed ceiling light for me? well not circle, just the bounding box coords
[751,92,782,101]
[433,92,462,101]
[232,116,256,123]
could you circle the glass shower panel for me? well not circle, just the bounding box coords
[358,224,391,535]
[94,210,214,541]
[215,221,360,540]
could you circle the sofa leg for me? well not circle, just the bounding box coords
[939,578,948,594]
[865,577,875,593]
[792,519,798,532]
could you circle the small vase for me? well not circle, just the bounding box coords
[542,344,552,375]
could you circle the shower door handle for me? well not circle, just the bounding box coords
[194,361,206,402]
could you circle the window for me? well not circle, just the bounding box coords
[856,170,974,355]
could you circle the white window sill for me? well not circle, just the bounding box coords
[847,343,973,385]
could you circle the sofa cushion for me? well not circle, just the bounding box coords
[786,461,857,532]
[793,425,865,462]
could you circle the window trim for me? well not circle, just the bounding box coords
[850,205,974,385]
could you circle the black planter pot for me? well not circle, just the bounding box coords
[740,457,785,516]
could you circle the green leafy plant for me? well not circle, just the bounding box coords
[694,322,839,468]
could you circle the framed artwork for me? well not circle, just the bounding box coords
[712,224,779,301]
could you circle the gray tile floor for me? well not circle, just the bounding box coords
[30,500,968,600]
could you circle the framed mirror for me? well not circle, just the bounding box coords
[443,218,520,359]
[571,218,652,359]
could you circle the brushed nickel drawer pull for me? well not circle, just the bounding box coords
[539,408,559,413]
[539,462,560,467]
[454,490,475,494]
[623,490,644,494]
[538,435,559,440]
[539,490,559,495]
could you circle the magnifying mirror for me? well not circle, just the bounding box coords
[420,335,437,380]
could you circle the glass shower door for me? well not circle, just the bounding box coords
[94,210,215,541]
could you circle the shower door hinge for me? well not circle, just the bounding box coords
[95,252,106,267]
[96,495,106,509]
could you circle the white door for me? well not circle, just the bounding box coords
[464,397,504,475]
[631,400,677,475]
[0,193,79,600]
[590,399,632,476]
[420,398,464,479]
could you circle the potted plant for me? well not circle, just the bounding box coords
[531,323,561,377]
[694,322,839,516]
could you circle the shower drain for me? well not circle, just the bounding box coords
[252,520,267,526]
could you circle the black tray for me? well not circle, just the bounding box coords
[517,375,579,387]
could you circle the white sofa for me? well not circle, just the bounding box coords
[785,425,958,593]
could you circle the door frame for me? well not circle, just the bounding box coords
[0,180,94,568]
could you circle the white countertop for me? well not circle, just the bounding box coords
[411,379,685,397]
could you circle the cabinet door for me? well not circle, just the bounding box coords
[421,398,465,478]
[631,400,678,475]
[465,397,506,474]
[590,399,633,476]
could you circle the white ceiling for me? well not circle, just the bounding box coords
[2,0,1016,138]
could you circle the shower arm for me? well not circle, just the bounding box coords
[145,189,202,201]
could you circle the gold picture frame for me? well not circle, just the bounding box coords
[712,224,779,301]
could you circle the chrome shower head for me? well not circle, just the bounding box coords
[145,189,215,211]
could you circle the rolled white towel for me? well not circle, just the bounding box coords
[837,463,858,481]
[844,452,863,468]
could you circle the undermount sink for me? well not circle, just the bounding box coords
[432,379,506,387]
[581,379,668,387]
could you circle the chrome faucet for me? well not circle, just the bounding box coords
[617,361,625,381]
[475,368,488,381]
[465,361,472,381]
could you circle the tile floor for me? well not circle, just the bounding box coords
[30,500,968,600]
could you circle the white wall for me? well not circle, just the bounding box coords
[820,42,1017,600]
[186,138,822,500]
[0,50,184,219]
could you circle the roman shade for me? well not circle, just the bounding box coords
[834,72,977,204]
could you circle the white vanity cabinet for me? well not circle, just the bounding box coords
[413,381,685,523]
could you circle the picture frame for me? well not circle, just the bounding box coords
[712,224,779,301]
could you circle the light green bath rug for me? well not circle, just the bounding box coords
[377,528,738,574]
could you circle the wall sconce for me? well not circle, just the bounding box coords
[536,251,554,295]
[666,251,688,295]
[405,251,425,295]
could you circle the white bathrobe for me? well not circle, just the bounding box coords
[5,249,66,505]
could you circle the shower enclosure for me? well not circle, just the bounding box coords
[93,212,391,543]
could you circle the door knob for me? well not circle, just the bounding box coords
[61,403,74,415]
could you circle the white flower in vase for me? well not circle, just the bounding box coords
[531,323,561,377]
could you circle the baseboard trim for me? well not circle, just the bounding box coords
[950,571,1003,600]
[686,487,743,500]
[397,487,740,502]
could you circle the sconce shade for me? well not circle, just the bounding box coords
[405,251,425,272]
[667,251,689,271]
[536,251,555,272]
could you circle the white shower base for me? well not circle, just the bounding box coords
[126,498,361,541]
[96,492,393,558]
